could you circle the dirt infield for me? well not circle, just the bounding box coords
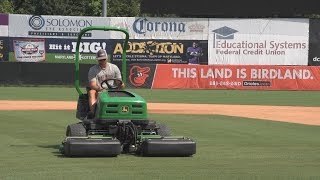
[1,100,320,126]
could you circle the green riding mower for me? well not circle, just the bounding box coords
[59,26,196,157]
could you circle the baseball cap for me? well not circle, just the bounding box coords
[96,49,108,60]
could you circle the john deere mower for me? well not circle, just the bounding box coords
[59,26,196,157]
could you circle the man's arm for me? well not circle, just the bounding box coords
[186,47,192,57]
[193,48,203,57]
[120,82,125,89]
[89,80,103,91]
[88,67,103,91]
[114,65,125,90]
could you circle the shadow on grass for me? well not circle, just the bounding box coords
[39,145,60,149]
[38,144,122,158]
[37,145,194,158]
[37,144,65,158]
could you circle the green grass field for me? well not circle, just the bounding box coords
[0,87,320,180]
[1,86,320,106]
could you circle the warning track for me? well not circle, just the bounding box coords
[1,100,320,126]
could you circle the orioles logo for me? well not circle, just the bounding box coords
[129,66,150,87]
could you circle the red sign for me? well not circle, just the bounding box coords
[152,64,320,90]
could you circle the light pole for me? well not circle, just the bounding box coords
[102,0,107,17]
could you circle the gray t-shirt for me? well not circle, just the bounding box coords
[88,63,122,88]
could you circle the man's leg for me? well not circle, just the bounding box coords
[88,89,98,114]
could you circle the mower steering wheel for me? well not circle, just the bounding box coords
[101,78,123,90]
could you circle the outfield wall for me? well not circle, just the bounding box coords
[2,62,318,90]
[1,13,320,90]
[2,14,314,65]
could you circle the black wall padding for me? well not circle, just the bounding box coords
[0,62,92,86]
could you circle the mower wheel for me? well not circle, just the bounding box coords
[157,123,171,137]
[66,123,87,137]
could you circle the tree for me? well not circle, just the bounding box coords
[0,0,14,13]
[6,0,141,17]
[12,0,36,14]
[108,0,141,17]
[304,14,320,19]
[85,0,102,16]
[34,0,64,15]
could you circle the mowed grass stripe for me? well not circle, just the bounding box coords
[0,87,320,106]
[0,111,320,179]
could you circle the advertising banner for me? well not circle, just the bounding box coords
[9,14,110,39]
[0,37,9,61]
[0,13,9,36]
[111,39,208,64]
[8,38,111,63]
[109,17,209,40]
[13,38,46,62]
[126,64,157,88]
[208,19,309,65]
[152,64,320,90]
[308,19,320,66]
[44,38,110,62]
[9,38,209,64]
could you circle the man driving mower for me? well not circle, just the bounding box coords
[60,26,196,157]
[87,49,125,118]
